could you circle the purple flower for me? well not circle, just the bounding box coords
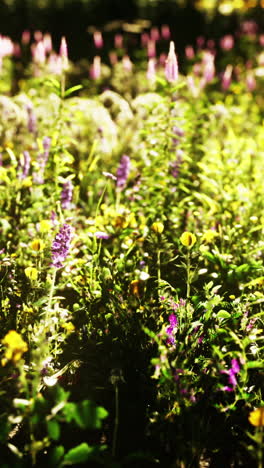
[51,224,73,269]
[26,105,37,135]
[166,313,178,346]
[116,155,130,189]
[19,150,31,179]
[94,231,110,240]
[33,136,51,184]
[221,358,241,392]
[61,180,73,209]
[102,171,117,181]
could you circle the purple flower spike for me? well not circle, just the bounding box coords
[51,224,73,269]
[166,313,178,346]
[19,150,31,179]
[61,180,73,209]
[116,155,131,189]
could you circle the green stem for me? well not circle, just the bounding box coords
[45,269,57,325]
[157,248,161,288]
[112,383,119,458]
[258,427,263,468]
[186,250,191,299]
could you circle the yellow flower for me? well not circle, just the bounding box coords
[151,222,164,234]
[180,232,196,248]
[62,322,75,333]
[1,330,28,366]
[248,407,264,427]
[202,229,218,244]
[21,177,32,188]
[25,267,38,281]
[30,239,45,252]
[39,220,52,233]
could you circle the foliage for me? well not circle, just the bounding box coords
[0,21,263,467]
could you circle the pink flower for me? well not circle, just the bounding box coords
[147,58,156,82]
[60,36,68,70]
[221,64,233,91]
[220,35,234,51]
[93,31,103,49]
[165,41,178,83]
[90,56,101,80]
[185,45,195,60]
[161,25,170,40]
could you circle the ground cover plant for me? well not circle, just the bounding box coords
[0,19,263,468]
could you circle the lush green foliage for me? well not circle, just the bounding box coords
[0,22,263,467]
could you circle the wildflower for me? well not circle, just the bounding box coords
[94,231,110,240]
[147,58,156,83]
[30,239,45,252]
[170,149,183,178]
[18,150,31,180]
[220,35,234,51]
[248,407,264,427]
[185,45,195,60]
[22,30,30,45]
[114,33,123,49]
[32,41,46,65]
[122,55,133,72]
[202,229,218,243]
[221,358,241,391]
[1,330,28,366]
[166,313,178,346]
[203,51,215,82]
[51,224,73,269]
[90,56,101,80]
[116,155,131,189]
[33,136,51,184]
[221,64,233,91]
[102,171,117,181]
[61,180,73,209]
[93,31,103,49]
[60,36,68,70]
[147,39,156,58]
[62,322,75,333]
[39,219,52,233]
[165,41,178,83]
[26,105,37,135]
[151,222,164,234]
[246,72,256,92]
[161,24,170,40]
[25,267,38,281]
[180,232,196,248]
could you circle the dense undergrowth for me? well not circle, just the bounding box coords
[0,21,263,467]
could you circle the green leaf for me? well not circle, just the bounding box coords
[47,419,61,441]
[50,445,65,465]
[216,310,231,320]
[62,443,94,465]
[64,85,83,97]
[246,361,264,369]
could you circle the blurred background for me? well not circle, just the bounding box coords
[0,0,263,59]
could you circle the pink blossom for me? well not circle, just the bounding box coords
[147,39,156,58]
[90,56,101,80]
[220,35,234,51]
[93,31,103,49]
[221,64,233,91]
[165,41,178,83]
[161,25,170,40]
[185,45,195,60]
